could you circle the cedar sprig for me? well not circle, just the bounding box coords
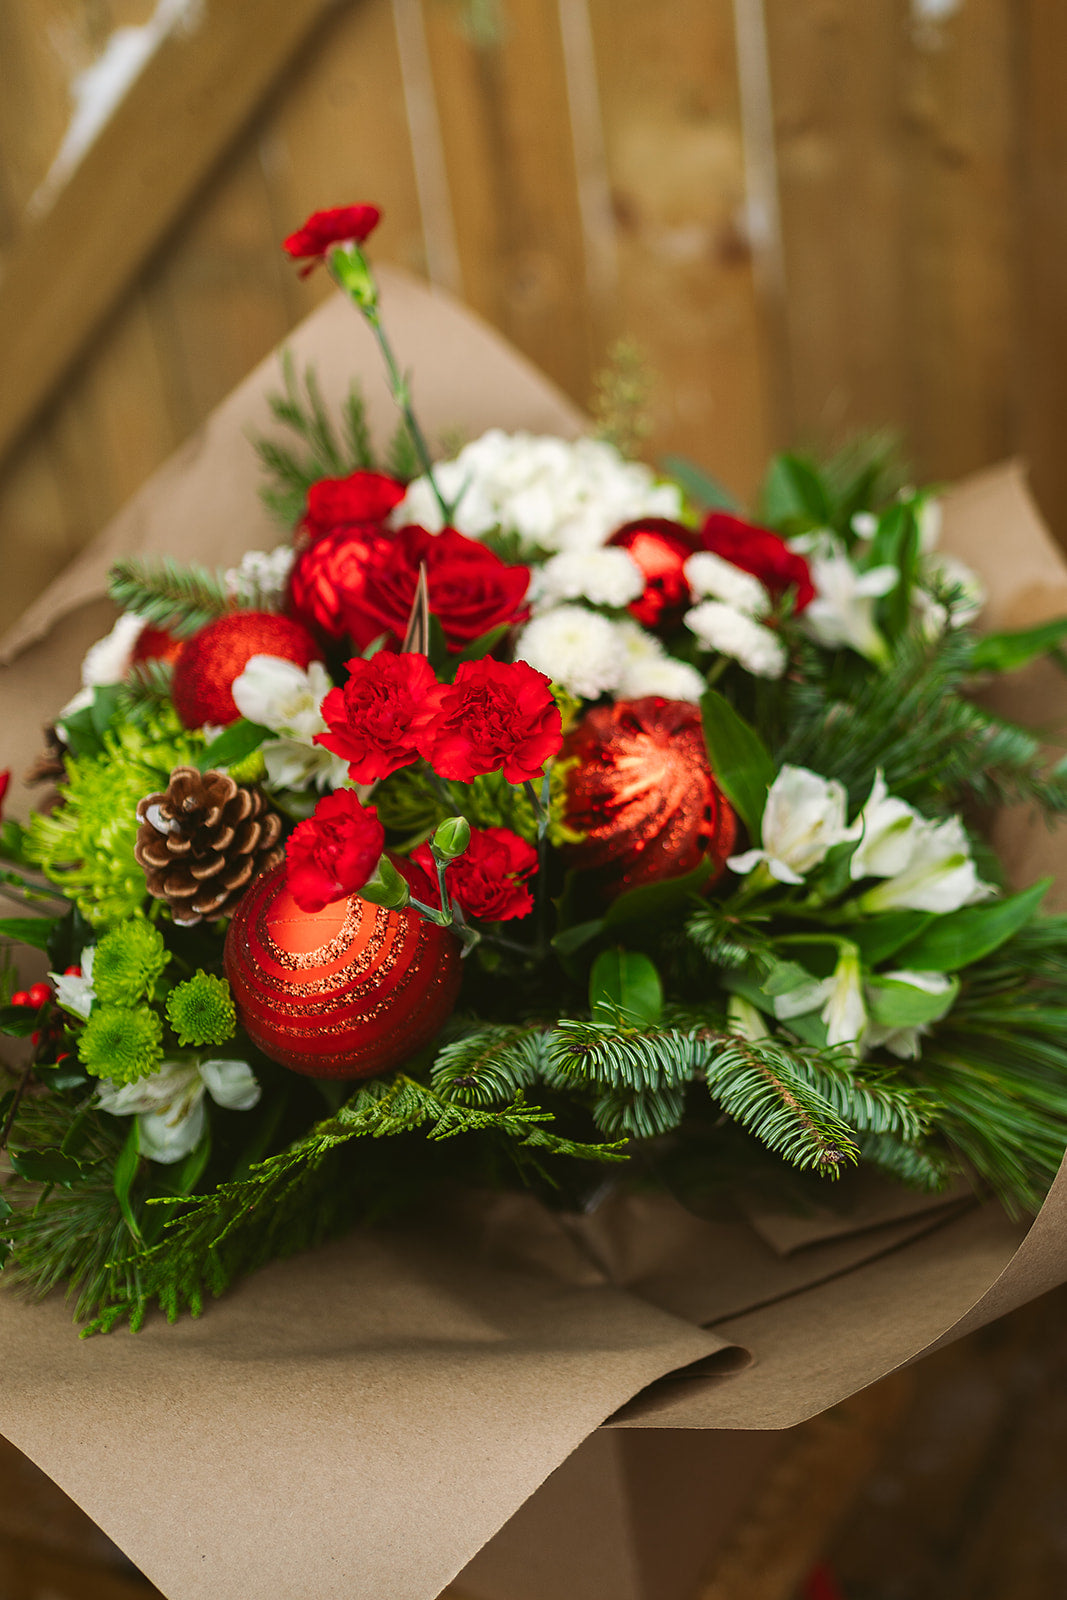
[108,556,229,640]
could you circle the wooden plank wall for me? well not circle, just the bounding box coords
[0,0,1065,636]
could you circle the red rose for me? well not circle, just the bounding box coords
[304,471,405,537]
[286,790,386,913]
[417,658,562,784]
[608,518,700,631]
[411,827,538,922]
[341,524,530,653]
[316,653,440,783]
[288,523,381,642]
[0,769,9,820]
[283,205,381,266]
[700,512,815,613]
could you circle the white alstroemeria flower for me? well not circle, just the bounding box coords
[50,946,95,1020]
[773,945,867,1051]
[864,969,956,1059]
[684,601,786,679]
[224,545,296,610]
[859,814,993,914]
[850,772,924,881]
[800,545,898,664]
[231,656,347,791]
[531,548,645,612]
[514,606,627,699]
[96,1058,260,1164]
[683,552,767,617]
[80,612,147,687]
[728,765,860,885]
[850,511,878,541]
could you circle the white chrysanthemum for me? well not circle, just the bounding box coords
[224,545,295,610]
[514,605,627,700]
[684,601,786,679]
[531,548,645,612]
[394,430,683,554]
[684,551,767,616]
[617,655,706,702]
[81,613,147,687]
[231,656,347,791]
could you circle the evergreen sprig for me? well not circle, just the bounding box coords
[108,557,229,640]
[252,352,378,526]
[114,657,175,721]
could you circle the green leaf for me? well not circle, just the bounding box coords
[551,918,605,956]
[660,454,740,512]
[0,915,58,951]
[760,454,831,527]
[198,720,276,772]
[850,911,935,966]
[603,861,714,930]
[170,1129,212,1198]
[700,689,774,838]
[114,1122,144,1242]
[9,1148,85,1188]
[589,948,664,1026]
[867,974,959,1028]
[89,684,124,739]
[969,616,1067,675]
[55,703,104,759]
[893,879,1050,973]
[456,623,509,663]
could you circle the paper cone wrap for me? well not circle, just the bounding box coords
[1,271,1066,1600]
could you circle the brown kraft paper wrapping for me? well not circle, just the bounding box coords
[1,272,1067,1599]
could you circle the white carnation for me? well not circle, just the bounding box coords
[531,548,645,611]
[684,601,786,679]
[224,545,295,610]
[514,605,626,700]
[81,613,147,687]
[394,430,683,554]
[684,551,767,616]
[617,655,706,702]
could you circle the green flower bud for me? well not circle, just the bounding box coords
[431,816,471,862]
[328,244,378,310]
[358,855,411,911]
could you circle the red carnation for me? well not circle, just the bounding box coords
[316,653,440,783]
[418,657,562,784]
[0,769,9,820]
[282,205,381,268]
[700,512,815,614]
[340,524,530,653]
[304,471,405,538]
[411,827,538,922]
[286,790,386,913]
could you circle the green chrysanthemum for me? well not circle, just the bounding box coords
[78,1003,164,1084]
[24,706,203,927]
[93,919,169,1005]
[165,971,237,1048]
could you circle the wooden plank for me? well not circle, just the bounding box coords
[421,0,595,407]
[588,0,774,501]
[1016,2,1067,546]
[0,0,342,471]
[0,431,78,635]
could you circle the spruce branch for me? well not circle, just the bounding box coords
[108,557,229,640]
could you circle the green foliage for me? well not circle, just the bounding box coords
[700,689,774,837]
[93,919,168,1004]
[108,557,229,640]
[166,973,237,1048]
[590,338,652,461]
[78,1004,164,1083]
[114,658,175,722]
[383,419,420,482]
[252,352,378,527]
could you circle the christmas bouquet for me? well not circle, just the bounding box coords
[4,204,1067,1338]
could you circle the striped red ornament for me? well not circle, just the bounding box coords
[223,862,462,1079]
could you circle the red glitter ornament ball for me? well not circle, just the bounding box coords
[130,623,183,669]
[172,612,321,728]
[223,861,462,1078]
[608,518,699,632]
[562,697,737,899]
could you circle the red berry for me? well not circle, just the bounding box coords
[30,1030,40,1046]
[27,982,52,1008]
[63,964,81,977]
[10,991,30,1007]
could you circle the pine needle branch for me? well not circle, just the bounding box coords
[108,557,229,640]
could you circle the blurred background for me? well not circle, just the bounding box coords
[3,2,1067,1597]
[2,0,1066,638]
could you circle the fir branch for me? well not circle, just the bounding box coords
[253,353,378,527]
[114,658,175,721]
[429,1024,549,1105]
[108,557,229,640]
[856,1131,953,1192]
[547,1019,703,1093]
[592,1083,688,1139]
[702,1038,859,1175]
[384,419,420,482]
[686,905,777,974]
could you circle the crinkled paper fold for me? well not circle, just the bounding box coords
[1,270,1066,1600]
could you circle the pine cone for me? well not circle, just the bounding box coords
[25,724,68,787]
[135,766,284,927]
